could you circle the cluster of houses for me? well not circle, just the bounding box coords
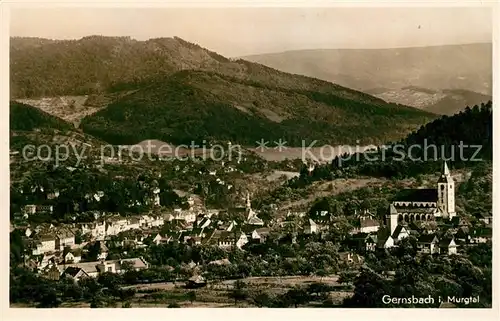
[275,162,492,257]
[19,191,267,256]
[149,193,268,249]
[344,163,491,255]
[19,183,162,218]
[12,161,492,284]
[15,192,271,281]
[42,256,151,282]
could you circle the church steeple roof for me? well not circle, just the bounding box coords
[439,161,453,183]
[443,161,450,176]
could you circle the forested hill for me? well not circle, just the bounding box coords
[340,100,493,175]
[79,70,435,147]
[402,101,492,155]
[10,101,73,132]
[11,36,437,147]
[290,101,492,184]
[10,35,384,103]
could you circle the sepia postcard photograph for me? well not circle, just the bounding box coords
[3,0,498,317]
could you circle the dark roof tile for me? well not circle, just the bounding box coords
[392,189,438,202]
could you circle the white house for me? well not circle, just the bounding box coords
[106,217,129,235]
[365,235,378,252]
[304,219,318,234]
[23,205,54,216]
[140,215,151,227]
[127,218,141,230]
[55,228,76,251]
[236,232,249,249]
[172,209,196,223]
[97,241,109,260]
[151,215,164,227]
[210,231,236,249]
[152,188,161,206]
[32,234,57,255]
[381,235,395,249]
[60,258,150,277]
[93,191,105,202]
[23,205,37,216]
[440,238,458,255]
[247,215,264,226]
[94,221,107,239]
[359,217,380,234]
[392,225,410,241]
[417,235,440,254]
[25,227,33,237]
[46,190,60,200]
[476,212,493,225]
[152,233,170,245]
[36,254,56,271]
[81,221,106,239]
[61,267,89,282]
[251,228,270,243]
[64,249,82,263]
[198,217,212,229]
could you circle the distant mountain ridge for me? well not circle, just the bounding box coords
[366,87,492,115]
[242,43,492,115]
[10,36,436,147]
[11,35,385,103]
[80,69,435,146]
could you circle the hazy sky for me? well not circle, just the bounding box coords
[10,7,492,57]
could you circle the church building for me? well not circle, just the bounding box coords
[244,193,264,226]
[385,161,456,240]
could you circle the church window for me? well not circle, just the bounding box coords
[440,185,445,190]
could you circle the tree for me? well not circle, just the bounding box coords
[37,288,62,308]
[338,270,358,285]
[90,294,105,308]
[120,261,135,274]
[74,230,83,244]
[85,242,101,261]
[306,282,331,301]
[280,286,310,308]
[228,280,248,306]
[168,302,180,308]
[342,268,389,308]
[251,291,273,308]
[97,272,122,291]
[187,291,196,304]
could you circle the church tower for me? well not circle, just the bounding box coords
[386,204,399,236]
[245,192,252,210]
[437,161,456,219]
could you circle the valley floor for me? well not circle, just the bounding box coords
[11,275,349,308]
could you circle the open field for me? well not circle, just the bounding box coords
[125,275,348,308]
[11,275,350,308]
[280,169,472,211]
[16,95,101,128]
